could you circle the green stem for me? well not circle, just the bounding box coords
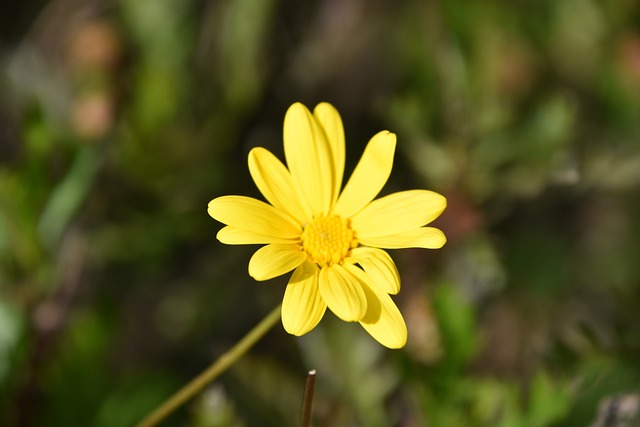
[136,305,282,427]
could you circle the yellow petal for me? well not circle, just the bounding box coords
[352,190,447,238]
[248,244,306,281]
[216,226,298,245]
[358,227,447,249]
[282,260,326,336]
[208,196,301,239]
[345,264,406,348]
[343,264,381,324]
[313,103,345,205]
[318,264,367,322]
[332,131,396,218]
[349,247,401,294]
[248,147,311,224]
[360,290,407,349]
[283,103,334,215]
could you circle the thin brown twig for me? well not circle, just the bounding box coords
[300,369,316,427]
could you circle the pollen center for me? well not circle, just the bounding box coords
[301,215,357,267]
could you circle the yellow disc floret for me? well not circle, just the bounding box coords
[301,215,357,267]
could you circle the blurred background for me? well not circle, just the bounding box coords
[1,0,640,426]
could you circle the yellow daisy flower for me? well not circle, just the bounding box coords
[208,102,446,348]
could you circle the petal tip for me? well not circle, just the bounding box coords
[313,102,338,115]
[314,101,331,108]
[207,198,221,220]
[386,338,407,349]
[214,227,226,243]
[379,130,397,144]
[286,102,311,118]
[435,193,448,213]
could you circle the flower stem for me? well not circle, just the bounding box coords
[135,305,282,427]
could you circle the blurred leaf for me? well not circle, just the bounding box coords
[217,0,278,110]
[432,284,478,370]
[37,145,102,250]
[525,371,572,427]
[119,0,193,134]
[0,300,22,382]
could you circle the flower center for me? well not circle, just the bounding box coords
[301,215,357,267]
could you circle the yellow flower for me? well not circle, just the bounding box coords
[208,102,446,348]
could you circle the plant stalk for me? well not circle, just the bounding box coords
[300,369,317,427]
[136,305,282,427]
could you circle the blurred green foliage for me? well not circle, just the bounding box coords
[1,0,640,426]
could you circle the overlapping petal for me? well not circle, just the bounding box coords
[349,247,401,294]
[217,226,298,245]
[282,261,326,336]
[344,264,406,348]
[343,264,381,324]
[284,103,334,215]
[248,147,311,224]
[332,131,396,218]
[248,244,306,281]
[360,290,407,349]
[351,190,446,238]
[313,103,345,205]
[358,227,447,249]
[208,196,301,239]
[318,264,367,322]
